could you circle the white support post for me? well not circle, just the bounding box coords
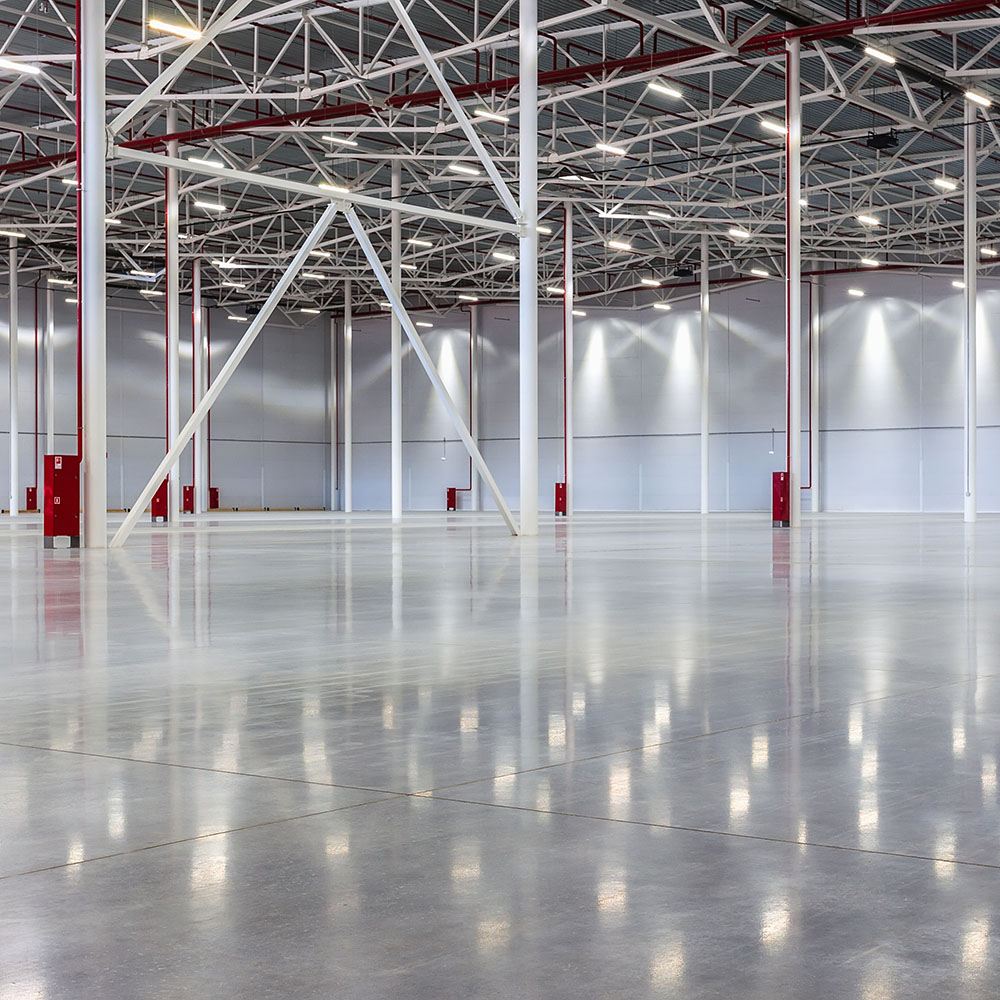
[329,314,337,511]
[81,0,107,547]
[519,0,539,537]
[563,202,574,516]
[110,203,341,548]
[344,207,518,535]
[166,107,180,523]
[470,303,480,511]
[192,257,206,513]
[810,277,821,514]
[786,38,803,529]
[391,161,403,522]
[45,284,54,455]
[7,240,17,518]
[964,97,978,524]
[700,232,710,515]
[343,279,353,514]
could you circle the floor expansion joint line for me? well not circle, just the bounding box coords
[0,794,406,883]
[420,794,1000,872]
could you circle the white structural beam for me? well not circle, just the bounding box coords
[386,0,521,220]
[700,231,710,516]
[964,97,978,524]
[810,277,821,514]
[45,283,54,455]
[391,161,403,523]
[343,279,353,513]
[110,203,341,548]
[115,148,522,236]
[7,239,17,517]
[166,107,181,523]
[470,303,480,511]
[786,38,803,529]
[81,0,107,547]
[563,202,574,517]
[343,206,518,536]
[519,0,539,537]
[329,314,337,511]
[192,257,207,513]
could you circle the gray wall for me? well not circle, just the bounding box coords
[1,271,997,514]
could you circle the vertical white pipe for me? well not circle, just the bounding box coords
[81,0,107,546]
[343,279,353,514]
[563,202,574,516]
[964,97,978,524]
[700,232,710,515]
[470,303,480,511]
[166,106,180,522]
[330,314,337,510]
[7,241,17,517]
[810,276,821,513]
[390,161,402,521]
[786,38,802,529]
[519,0,538,536]
[192,257,205,513]
[45,284,54,455]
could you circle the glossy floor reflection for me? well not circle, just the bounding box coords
[2,511,999,998]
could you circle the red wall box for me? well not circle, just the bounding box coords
[555,482,567,516]
[446,487,457,511]
[151,480,168,522]
[772,471,790,527]
[182,485,194,514]
[26,486,38,512]
[43,454,80,548]
[208,487,219,510]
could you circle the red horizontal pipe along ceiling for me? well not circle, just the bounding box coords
[0,0,988,180]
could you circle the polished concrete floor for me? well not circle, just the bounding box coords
[2,510,999,998]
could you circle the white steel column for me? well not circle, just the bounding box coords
[699,232,710,515]
[390,162,403,522]
[166,107,180,523]
[470,304,480,511]
[192,258,206,513]
[519,0,539,536]
[329,314,337,511]
[563,203,574,516]
[786,38,803,529]
[810,277,821,513]
[7,240,17,517]
[964,97,978,524]
[343,279,353,514]
[81,0,107,547]
[45,284,54,454]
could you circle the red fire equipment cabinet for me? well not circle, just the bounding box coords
[26,486,38,512]
[772,471,790,527]
[182,485,195,514]
[446,487,458,511]
[208,487,219,510]
[555,482,567,516]
[151,480,168,522]
[43,455,80,548]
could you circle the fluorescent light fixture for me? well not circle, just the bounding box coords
[380,301,393,309]
[194,200,225,212]
[300,307,321,314]
[861,257,880,267]
[607,239,632,251]
[0,57,41,75]
[222,281,246,289]
[302,272,327,279]
[856,214,880,226]
[848,288,865,298]
[473,108,510,123]
[864,45,895,65]
[0,229,23,238]
[178,232,192,241]
[309,249,331,257]
[416,321,434,329]
[647,81,682,99]
[148,18,201,40]
[447,163,480,176]
[458,294,480,302]
[61,178,78,187]
[953,280,967,289]
[572,309,587,317]
[653,303,672,311]
[640,278,661,287]
[408,237,433,248]
[537,225,553,235]
[228,315,248,322]
[188,156,223,167]
[760,118,786,135]
[750,268,770,278]
[104,217,121,225]
[647,209,673,220]
[140,289,164,297]
[966,90,992,108]
[492,251,517,262]
[211,259,238,269]
[318,182,350,193]
[546,286,565,295]
[982,247,998,257]
[799,198,809,207]
[400,262,418,270]
[129,269,155,277]
[65,297,78,303]
[49,277,73,286]
[562,173,584,182]
[729,227,751,239]
[595,142,626,156]
[933,177,957,192]
[322,135,359,146]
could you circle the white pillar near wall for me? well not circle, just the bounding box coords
[786,37,803,529]
[470,303,480,511]
[81,0,107,546]
[518,0,539,536]
[810,276,821,513]
[192,257,206,514]
[7,240,17,517]
[329,314,337,511]
[390,161,403,522]
[964,97,978,524]
[166,106,181,523]
[699,232,710,515]
[45,283,54,455]
[563,202,574,516]
[343,279,353,514]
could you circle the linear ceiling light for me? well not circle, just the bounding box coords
[864,46,895,65]
[302,272,327,280]
[750,268,770,278]
[966,90,992,108]
[322,135,359,147]
[595,142,626,156]
[0,229,24,238]
[318,182,350,193]
[0,57,41,75]
[760,118,786,135]
[309,249,331,257]
[647,209,673,220]
[212,259,238,269]
[228,315,248,322]
[729,227,751,239]
[194,200,225,212]
[222,281,246,289]
[572,310,587,317]
[148,18,201,40]
[129,269,155,277]
[607,239,632,251]
[856,214,880,226]
[933,177,957,192]
[493,251,517,262]
[647,81,682,99]
[848,288,865,298]
[473,108,510,123]
[860,257,880,267]
[982,247,998,257]
[653,303,672,311]
[300,307,321,314]
[448,163,480,176]
[104,217,122,225]
[49,277,73,286]
[953,280,967,289]
[140,289,164,297]
[65,297,78,304]
[188,156,223,167]
[546,286,565,294]
[400,262,418,270]
[61,178,78,187]
[408,237,433,248]
[537,225,553,235]
[458,294,480,301]
[640,278,661,287]
[416,321,434,329]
